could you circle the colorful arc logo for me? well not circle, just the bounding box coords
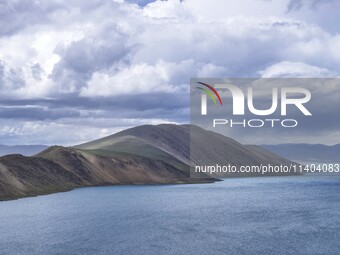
[196,82,223,106]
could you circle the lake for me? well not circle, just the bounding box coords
[1,175,340,255]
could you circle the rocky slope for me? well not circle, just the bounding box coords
[0,146,207,200]
[0,124,298,200]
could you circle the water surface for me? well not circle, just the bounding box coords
[1,175,340,255]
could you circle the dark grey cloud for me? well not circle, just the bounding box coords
[287,0,333,12]
[0,106,80,120]
[287,0,303,12]
[0,91,189,123]
[31,63,43,81]
[126,0,156,7]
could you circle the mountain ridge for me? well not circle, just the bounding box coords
[0,124,298,201]
[262,143,340,163]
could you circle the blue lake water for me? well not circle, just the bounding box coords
[1,175,340,255]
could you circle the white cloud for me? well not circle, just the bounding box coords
[259,61,335,78]
[143,0,191,18]
[81,59,228,96]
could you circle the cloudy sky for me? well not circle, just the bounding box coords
[0,0,340,145]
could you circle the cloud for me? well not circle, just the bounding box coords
[0,0,339,145]
[0,117,178,145]
[80,59,227,96]
[0,0,59,36]
[1,0,338,98]
[51,33,132,93]
[259,61,335,78]
[287,0,303,12]
[287,0,333,12]
[143,0,189,18]
[126,0,156,7]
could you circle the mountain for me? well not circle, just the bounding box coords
[38,146,193,186]
[0,124,297,200]
[0,144,48,156]
[75,124,192,166]
[262,144,340,163]
[76,124,297,177]
[0,145,207,201]
[189,126,295,171]
[0,154,83,200]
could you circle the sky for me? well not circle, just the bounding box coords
[0,0,340,145]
